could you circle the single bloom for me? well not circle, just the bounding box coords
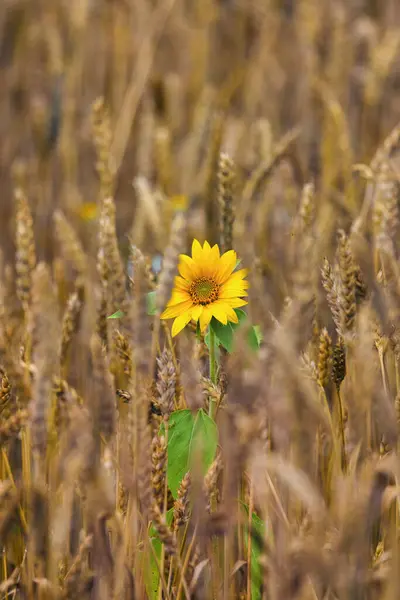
[161,240,249,337]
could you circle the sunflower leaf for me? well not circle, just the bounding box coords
[107,309,125,319]
[144,508,174,598]
[241,503,265,600]
[147,291,157,315]
[209,311,248,353]
[209,318,234,352]
[249,325,263,350]
[160,409,218,498]
[230,310,263,352]
[231,308,248,328]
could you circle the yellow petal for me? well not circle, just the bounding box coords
[226,305,239,324]
[192,239,203,261]
[174,276,190,291]
[197,241,212,270]
[171,312,192,337]
[210,302,228,325]
[220,273,249,296]
[166,289,190,306]
[208,244,220,268]
[190,239,214,275]
[191,305,203,321]
[219,285,248,299]
[161,299,193,319]
[215,250,237,283]
[225,298,248,308]
[212,244,220,258]
[201,245,222,281]
[226,268,248,282]
[199,306,213,332]
[178,255,199,280]
[211,301,239,323]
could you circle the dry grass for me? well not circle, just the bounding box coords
[1,0,400,598]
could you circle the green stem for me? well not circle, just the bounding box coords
[209,328,217,418]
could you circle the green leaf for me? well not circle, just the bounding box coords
[162,409,218,498]
[107,309,125,319]
[209,309,247,352]
[144,508,174,599]
[232,310,263,352]
[253,325,263,344]
[248,325,263,350]
[147,291,157,315]
[209,318,234,352]
[234,258,242,269]
[230,308,248,330]
[207,309,262,354]
[241,504,265,600]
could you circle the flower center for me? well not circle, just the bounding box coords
[189,277,219,305]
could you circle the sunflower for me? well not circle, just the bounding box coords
[161,240,249,337]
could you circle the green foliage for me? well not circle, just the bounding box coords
[242,504,265,600]
[161,409,218,498]
[147,290,157,315]
[145,508,174,599]
[207,309,263,353]
[248,324,263,351]
[107,309,125,319]
[108,291,157,319]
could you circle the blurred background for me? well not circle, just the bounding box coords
[0,0,400,266]
[0,4,400,595]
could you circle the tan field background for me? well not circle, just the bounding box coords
[1,0,400,599]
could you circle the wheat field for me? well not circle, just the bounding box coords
[0,0,400,598]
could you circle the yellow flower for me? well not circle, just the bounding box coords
[161,240,249,337]
[76,202,98,222]
[170,194,189,212]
